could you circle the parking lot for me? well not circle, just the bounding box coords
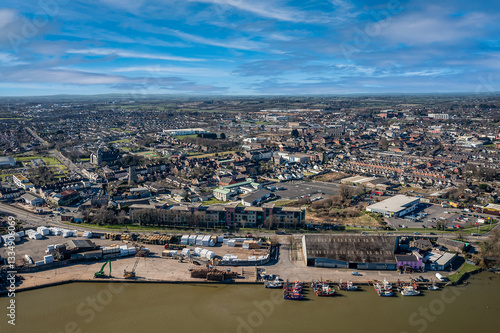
[278,181,340,200]
[386,204,495,230]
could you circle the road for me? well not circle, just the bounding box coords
[26,127,49,147]
[0,203,68,230]
[49,149,83,176]
[1,201,496,243]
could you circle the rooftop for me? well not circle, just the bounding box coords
[304,235,397,264]
[366,195,419,213]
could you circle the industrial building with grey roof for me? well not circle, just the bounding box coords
[302,234,399,270]
[366,195,420,217]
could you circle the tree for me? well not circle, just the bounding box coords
[219,132,226,140]
[380,137,389,150]
[291,129,299,138]
[339,184,353,202]
[264,215,275,230]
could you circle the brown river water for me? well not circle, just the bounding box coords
[2,272,500,333]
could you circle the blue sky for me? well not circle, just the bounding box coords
[0,0,499,96]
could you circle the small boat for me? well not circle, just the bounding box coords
[427,282,439,291]
[379,289,393,297]
[283,292,303,300]
[383,278,392,291]
[374,280,393,297]
[283,281,302,293]
[400,286,420,296]
[265,278,283,289]
[339,280,357,291]
[346,281,358,291]
[316,283,335,296]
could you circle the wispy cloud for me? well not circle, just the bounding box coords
[378,7,497,45]
[158,27,266,51]
[112,65,230,77]
[0,66,227,92]
[189,0,307,23]
[66,48,204,62]
[0,8,17,30]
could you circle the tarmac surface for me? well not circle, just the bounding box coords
[5,234,450,292]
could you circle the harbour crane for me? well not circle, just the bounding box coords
[123,257,140,279]
[94,260,112,278]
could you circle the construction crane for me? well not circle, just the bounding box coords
[94,260,112,278]
[123,257,140,279]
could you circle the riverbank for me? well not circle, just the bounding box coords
[6,253,448,294]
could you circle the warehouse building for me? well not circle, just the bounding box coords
[20,193,45,206]
[366,195,420,217]
[302,235,398,270]
[0,156,16,167]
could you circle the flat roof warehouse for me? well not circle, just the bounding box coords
[366,195,420,217]
[302,235,399,270]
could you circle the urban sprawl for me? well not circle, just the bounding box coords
[1,95,500,293]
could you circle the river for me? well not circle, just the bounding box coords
[2,272,500,333]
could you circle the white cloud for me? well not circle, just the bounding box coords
[378,8,496,45]
[66,48,204,62]
[189,0,306,22]
[112,65,230,76]
[0,9,17,30]
[165,28,266,51]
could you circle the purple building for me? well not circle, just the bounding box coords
[395,253,423,272]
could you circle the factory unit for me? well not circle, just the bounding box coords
[366,195,420,217]
[302,235,399,270]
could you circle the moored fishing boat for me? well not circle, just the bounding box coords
[339,280,358,291]
[374,280,393,297]
[427,281,439,291]
[265,278,283,289]
[316,283,335,296]
[400,285,420,296]
[283,291,304,300]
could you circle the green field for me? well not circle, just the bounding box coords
[174,134,198,140]
[42,156,62,165]
[201,198,230,205]
[109,139,131,144]
[447,263,480,283]
[15,155,42,162]
[187,150,236,159]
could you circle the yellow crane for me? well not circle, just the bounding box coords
[123,257,140,279]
